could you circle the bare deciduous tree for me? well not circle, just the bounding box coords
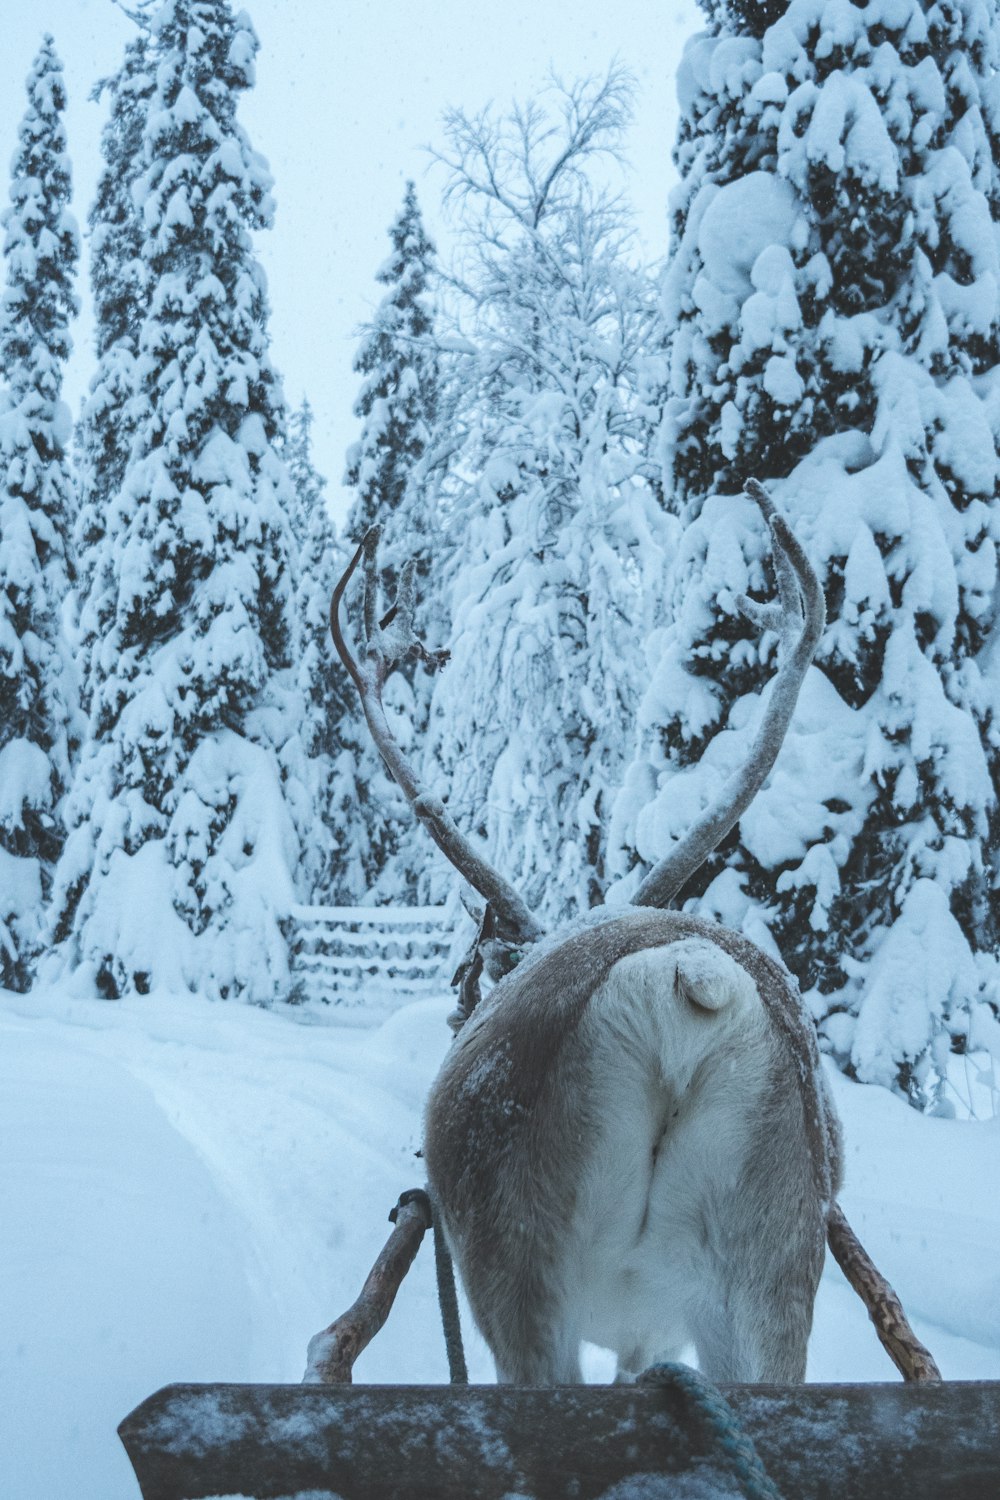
[425,67,666,920]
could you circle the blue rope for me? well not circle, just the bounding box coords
[640,1363,784,1500]
[430,1201,468,1385]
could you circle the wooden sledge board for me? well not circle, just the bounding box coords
[120,1379,1000,1499]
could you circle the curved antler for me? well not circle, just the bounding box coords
[330,528,544,951]
[633,479,825,911]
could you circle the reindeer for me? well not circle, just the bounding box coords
[330,480,940,1387]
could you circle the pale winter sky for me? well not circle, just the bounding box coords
[0,0,702,524]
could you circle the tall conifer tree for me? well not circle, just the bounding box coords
[345,181,439,591]
[287,399,350,901]
[75,30,154,635]
[614,0,1000,1110]
[51,1,312,1002]
[0,37,79,990]
[339,184,442,902]
[284,396,322,550]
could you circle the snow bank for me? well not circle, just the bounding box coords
[0,1016,268,1500]
[0,986,996,1499]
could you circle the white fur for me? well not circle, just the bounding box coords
[563,943,776,1375]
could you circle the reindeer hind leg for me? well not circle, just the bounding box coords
[489,1293,584,1384]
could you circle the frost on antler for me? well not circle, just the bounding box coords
[633,479,825,911]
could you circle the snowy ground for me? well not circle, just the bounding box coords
[1,985,998,1500]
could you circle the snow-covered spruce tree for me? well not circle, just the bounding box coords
[0,37,80,991]
[49,0,313,1003]
[345,181,439,590]
[426,72,671,922]
[339,183,443,903]
[74,28,154,640]
[286,399,353,902]
[613,0,1000,1111]
[284,395,321,550]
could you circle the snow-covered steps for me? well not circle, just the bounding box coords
[290,904,456,1009]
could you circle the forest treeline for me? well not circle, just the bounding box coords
[1,0,999,1115]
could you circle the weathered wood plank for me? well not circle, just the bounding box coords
[119,1380,1000,1500]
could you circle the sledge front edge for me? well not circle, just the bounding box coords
[119,1379,1000,1500]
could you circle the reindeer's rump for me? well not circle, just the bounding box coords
[424,908,842,1382]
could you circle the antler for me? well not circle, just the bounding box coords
[634,479,825,910]
[330,528,545,952]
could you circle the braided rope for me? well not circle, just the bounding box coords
[640,1363,783,1500]
[428,1193,469,1384]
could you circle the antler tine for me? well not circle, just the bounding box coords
[330,536,367,695]
[377,558,420,667]
[361,525,382,658]
[742,482,794,630]
[633,481,825,912]
[394,558,418,630]
[772,517,825,653]
[332,528,426,689]
[329,531,545,954]
[746,478,824,646]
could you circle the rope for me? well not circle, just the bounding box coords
[429,1192,468,1384]
[640,1363,783,1500]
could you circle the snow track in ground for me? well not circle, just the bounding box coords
[1,988,997,1499]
